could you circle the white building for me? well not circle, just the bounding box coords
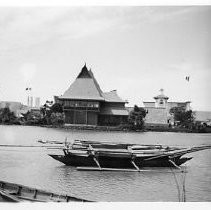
[143,89,191,125]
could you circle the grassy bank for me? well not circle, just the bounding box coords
[38,124,211,133]
[1,122,211,133]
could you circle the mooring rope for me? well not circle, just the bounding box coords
[181,168,187,202]
[170,166,181,202]
[170,163,187,202]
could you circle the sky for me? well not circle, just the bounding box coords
[0,6,210,111]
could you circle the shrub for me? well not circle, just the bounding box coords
[128,105,147,130]
[50,112,65,125]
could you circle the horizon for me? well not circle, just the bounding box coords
[0,6,210,111]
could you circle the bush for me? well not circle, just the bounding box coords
[128,105,147,131]
[23,110,43,125]
[50,112,65,125]
[170,106,194,129]
[50,103,63,113]
[40,102,64,125]
[0,107,17,124]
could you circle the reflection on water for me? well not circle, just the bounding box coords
[0,125,211,201]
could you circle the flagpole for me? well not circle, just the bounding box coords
[185,75,190,110]
[26,87,32,107]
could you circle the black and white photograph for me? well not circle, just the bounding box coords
[0,0,211,206]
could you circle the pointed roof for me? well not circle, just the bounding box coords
[88,69,103,94]
[154,89,169,100]
[77,63,92,78]
[59,64,126,103]
[59,64,104,101]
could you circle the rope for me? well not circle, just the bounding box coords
[170,166,181,202]
[181,167,187,202]
[169,159,187,202]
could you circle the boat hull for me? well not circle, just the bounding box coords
[0,180,91,202]
[49,153,192,168]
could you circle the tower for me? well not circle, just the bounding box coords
[29,96,33,107]
[154,89,169,108]
[35,97,40,108]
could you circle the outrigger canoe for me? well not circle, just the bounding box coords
[47,140,211,171]
[0,180,91,202]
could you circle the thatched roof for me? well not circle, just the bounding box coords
[59,64,104,101]
[102,90,125,103]
[59,64,126,103]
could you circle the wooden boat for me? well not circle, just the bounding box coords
[0,180,91,202]
[47,140,211,171]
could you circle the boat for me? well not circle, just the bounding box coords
[47,140,211,171]
[0,180,91,202]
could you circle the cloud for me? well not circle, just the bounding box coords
[144,6,195,23]
[0,7,124,52]
[0,6,209,54]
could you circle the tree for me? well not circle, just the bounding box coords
[40,102,64,125]
[23,110,43,125]
[0,107,17,124]
[170,106,194,128]
[128,105,147,130]
[50,112,65,125]
[50,103,63,113]
[40,101,53,124]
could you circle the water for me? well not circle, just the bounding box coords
[0,125,211,201]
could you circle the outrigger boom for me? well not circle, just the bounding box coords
[46,140,211,171]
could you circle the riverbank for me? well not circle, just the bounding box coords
[38,124,211,133]
[1,123,210,133]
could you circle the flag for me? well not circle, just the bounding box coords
[185,76,190,82]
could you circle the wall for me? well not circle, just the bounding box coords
[143,102,155,108]
[144,107,168,125]
[64,109,98,125]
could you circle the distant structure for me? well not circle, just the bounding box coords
[143,89,191,126]
[194,111,211,126]
[55,64,128,125]
[28,96,33,108]
[26,96,40,108]
[0,101,29,117]
[27,96,33,107]
[35,97,40,108]
[26,87,32,108]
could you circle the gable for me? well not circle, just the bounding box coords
[77,64,92,78]
[59,64,104,101]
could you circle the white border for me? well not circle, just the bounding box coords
[0,0,211,6]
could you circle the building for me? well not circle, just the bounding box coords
[143,89,191,126]
[27,96,33,108]
[194,111,211,126]
[35,97,41,108]
[55,64,128,126]
[0,101,29,118]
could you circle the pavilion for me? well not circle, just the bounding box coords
[55,64,128,126]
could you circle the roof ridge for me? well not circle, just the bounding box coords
[88,69,103,96]
[59,65,104,101]
[77,64,92,78]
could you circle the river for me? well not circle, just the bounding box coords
[0,125,211,201]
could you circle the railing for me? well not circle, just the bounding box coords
[63,106,100,111]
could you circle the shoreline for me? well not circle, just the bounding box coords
[1,123,210,133]
[36,123,211,133]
